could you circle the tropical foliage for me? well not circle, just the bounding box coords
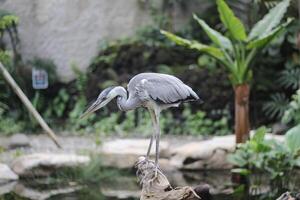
[161,0,292,143]
[162,0,292,86]
[228,126,300,190]
[282,89,300,125]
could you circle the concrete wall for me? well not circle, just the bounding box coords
[0,0,207,82]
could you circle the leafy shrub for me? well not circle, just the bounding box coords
[282,89,300,125]
[75,105,231,137]
[228,126,300,190]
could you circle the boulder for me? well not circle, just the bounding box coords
[99,139,170,168]
[0,181,17,196]
[0,164,18,183]
[11,153,90,177]
[170,135,236,170]
[170,134,285,170]
[14,183,82,200]
[9,133,30,149]
[272,123,288,135]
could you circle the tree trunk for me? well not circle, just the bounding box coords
[234,84,250,144]
[135,157,212,200]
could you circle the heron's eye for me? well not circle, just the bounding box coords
[102,97,107,101]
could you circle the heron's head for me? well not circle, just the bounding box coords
[80,86,125,119]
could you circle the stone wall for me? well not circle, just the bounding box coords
[0,0,207,82]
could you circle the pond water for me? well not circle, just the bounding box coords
[1,169,298,200]
[0,170,233,200]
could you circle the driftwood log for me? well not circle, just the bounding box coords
[135,156,212,200]
[276,192,300,200]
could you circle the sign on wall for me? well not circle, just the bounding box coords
[32,68,48,89]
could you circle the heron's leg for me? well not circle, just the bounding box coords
[146,109,156,160]
[154,110,160,168]
[147,110,160,183]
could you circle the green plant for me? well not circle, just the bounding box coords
[228,126,300,190]
[161,0,292,143]
[0,105,25,135]
[180,106,230,136]
[263,59,300,120]
[0,116,24,135]
[45,88,70,118]
[282,89,300,125]
[263,93,289,120]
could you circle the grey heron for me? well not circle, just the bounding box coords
[80,72,201,176]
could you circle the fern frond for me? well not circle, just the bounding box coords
[263,93,289,119]
[278,68,300,89]
[254,0,281,9]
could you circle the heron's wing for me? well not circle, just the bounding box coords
[132,73,199,104]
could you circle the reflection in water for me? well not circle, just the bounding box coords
[0,170,299,200]
[0,170,232,200]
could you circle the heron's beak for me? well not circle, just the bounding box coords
[80,98,109,119]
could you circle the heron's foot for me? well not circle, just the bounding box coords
[147,165,159,185]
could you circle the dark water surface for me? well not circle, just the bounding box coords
[0,170,232,200]
[0,170,298,200]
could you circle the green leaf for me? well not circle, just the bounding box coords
[252,126,267,143]
[216,0,247,41]
[160,30,224,59]
[247,18,293,49]
[231,168,251,176]
[296,158,300,167]
[248,0,290,41]
[227,153,247,167]
[193,14,233,52]
[285,124,300,154]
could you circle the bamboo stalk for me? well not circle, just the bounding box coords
[0,62,62,148]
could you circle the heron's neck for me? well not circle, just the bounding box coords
[115,87,139,111]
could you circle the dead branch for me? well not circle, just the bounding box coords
[135,156,212,200]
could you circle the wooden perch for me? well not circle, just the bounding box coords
[135,156,212,200]
[276,192,300,200]
[0,62,61,148]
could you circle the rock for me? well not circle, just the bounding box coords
[0,164,19,183]
[0,181,17,195]
[9,133,30,149]
[14,183,82,200]
[170,134,285,170]
[11,153,90,177]
[99,139,170,168]
[159,158,177,172]
[272,123,289,135]
[170,135,236,170]
[101,189,140,199]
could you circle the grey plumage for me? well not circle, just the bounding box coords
[128,73,199,105]
[80,72,201,178]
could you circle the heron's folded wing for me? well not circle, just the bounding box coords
[135,75,198,104]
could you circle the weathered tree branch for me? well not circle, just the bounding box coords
[135,156,212,200]
[276,192,300,200]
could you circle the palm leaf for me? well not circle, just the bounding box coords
[160,30,224,59]
[217,0,247,41]
[193,14,233,52]
[248,0,290,41]
[247,18,293,49]
[285,124,300,154]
